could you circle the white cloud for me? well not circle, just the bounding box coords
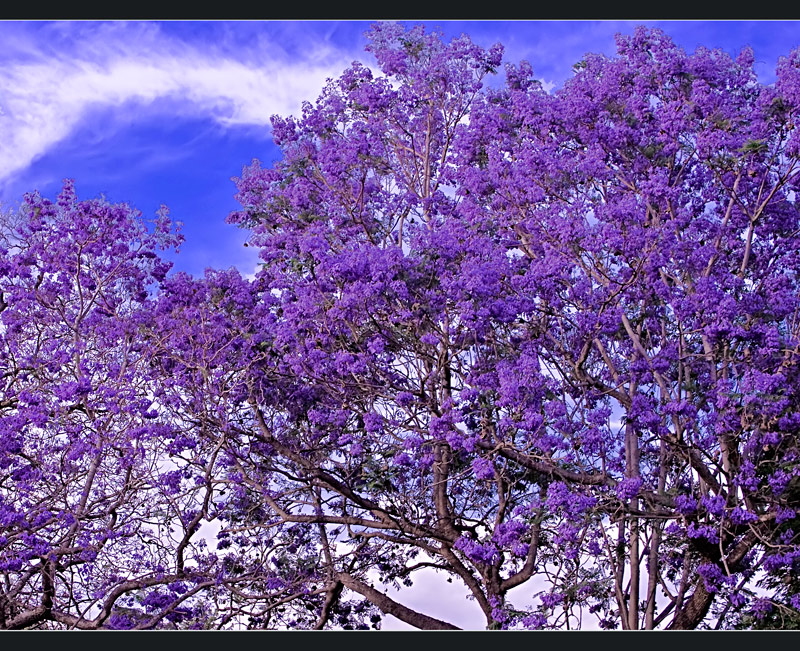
[0,22,354,184]
[539,79,556,94]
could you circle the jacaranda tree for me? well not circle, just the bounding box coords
[2,23,800,630]
[0,184,226,629]
[212,24,800,629]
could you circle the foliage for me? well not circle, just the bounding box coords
[0,184,217,629]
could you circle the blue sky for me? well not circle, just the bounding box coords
[1,20,799,278]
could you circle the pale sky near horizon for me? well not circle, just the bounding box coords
[2,19,799,629]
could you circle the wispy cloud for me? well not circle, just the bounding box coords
[0,21,357,184]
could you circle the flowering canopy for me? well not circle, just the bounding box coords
[2,24,800,630]
[0,184,219,628]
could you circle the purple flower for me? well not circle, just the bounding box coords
[471,457,495,479]
[615,477,643,501]
[675,494,698,515]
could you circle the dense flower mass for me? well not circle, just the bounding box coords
[2,23,800,629]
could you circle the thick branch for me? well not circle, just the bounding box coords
[336,572,460,630]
